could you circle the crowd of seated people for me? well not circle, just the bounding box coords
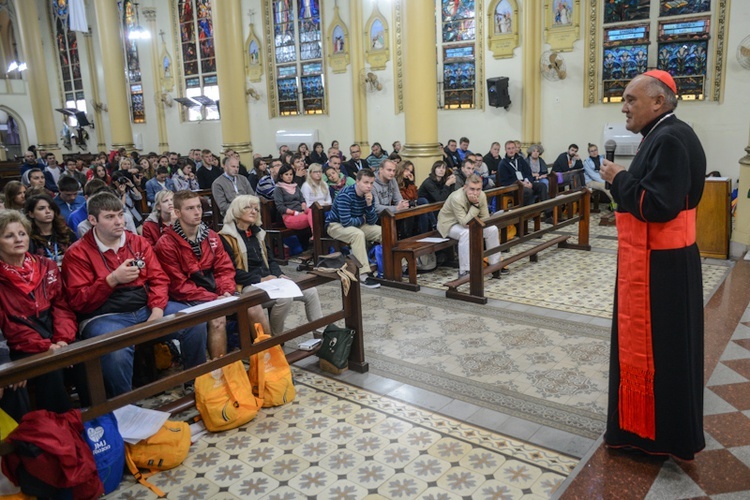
[0,136,600,417]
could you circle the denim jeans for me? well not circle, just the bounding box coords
[81,301,207,398]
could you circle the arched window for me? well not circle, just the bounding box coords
[0,1,22,81]
[439,0,478,109]
[175,0,218,121]
[596,0,724,104]
[122,0,145,123]
[264,0,326,117]
[50,0,87,126]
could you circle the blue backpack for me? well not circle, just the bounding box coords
[368,244,384,278]
[83,413,125,495]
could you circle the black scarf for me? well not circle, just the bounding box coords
[173,220,209,258]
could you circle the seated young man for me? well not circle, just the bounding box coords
[437,174,506,279]
[62,192,207,398]
[325,168,382,288]
[155,190,270,358]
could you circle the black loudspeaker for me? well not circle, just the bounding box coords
[487,77,511,109]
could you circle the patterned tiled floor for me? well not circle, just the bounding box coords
[285,285,610,439]
[107,369,578,499]
[415,213,731,318]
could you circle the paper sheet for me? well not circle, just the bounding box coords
[175,295,239,315]
[113,405,171,444]
[417,237,450,243]
[252,278,304,299]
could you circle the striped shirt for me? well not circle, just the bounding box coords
[325,184,379,228]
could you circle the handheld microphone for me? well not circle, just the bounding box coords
[604,139,617,189]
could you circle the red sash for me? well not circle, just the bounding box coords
[615,208,696,440]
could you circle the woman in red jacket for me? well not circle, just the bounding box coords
[0,210,76,414]
[142,189,176,246]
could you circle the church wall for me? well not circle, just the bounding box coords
[9,0,750,183]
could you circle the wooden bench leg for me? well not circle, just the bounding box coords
[407,257,418,285]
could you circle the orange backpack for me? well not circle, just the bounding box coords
[124,420,191,497]
[194,360,263,432]
[249,324,296,407]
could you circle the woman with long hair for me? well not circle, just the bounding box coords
[301,163,331,207]
[24,194,76,265]
[396,161,418,202]
[3,181,26,211]
[173,161,200,191]
[142,189,176,246]
[139,156,156,180]
[219,195,322,336]
[297,143,311,166]
[274,164,311,231]
[310,141,327,165]
[248,156,268,192]
[94,163,112,185]
[417,160,456,203]
[0,210,75,417]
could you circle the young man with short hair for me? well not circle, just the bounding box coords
[26,168,47,191]
[437,174,506,279]
[43,153,63,193]
[54,176,86,221]
[325,169,382,288]
[62,192,207,398]
[146,166,175,203]
[372,159,409,214]
[156,190,270,358]
[197,149,223,189]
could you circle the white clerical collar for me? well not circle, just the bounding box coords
[93,228,126,253]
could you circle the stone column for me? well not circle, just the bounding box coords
[522,1,542,148]
[15,0,59,152]
[399,0,442,181]
[93,0,134,150]
[212,0,253,165]
[350,0,368,149]
[142,8,169,151]
[82,32,107,151]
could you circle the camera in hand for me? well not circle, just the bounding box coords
[408,200,417,208]
[129,259,146,269]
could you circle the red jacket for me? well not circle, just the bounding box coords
[141,219,165,247]
[61,230,170,315]
[0,255,76,353]
[155,225,236,302]
[2,409,103,500]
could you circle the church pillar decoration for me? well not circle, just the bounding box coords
[399,0,442,181]
[15,0,59,152]
[93,0,134,150]
[212,0,253,165]
[350,0,368,149]
[142,8,169,151]
[522,1,542,148]
[82,31,107,151]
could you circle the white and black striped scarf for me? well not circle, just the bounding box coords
[173,220,209,258]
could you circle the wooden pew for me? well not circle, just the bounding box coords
[0,160,20,190]
[310,203,343,265]
[194,188,222,230]
[378,183,524,291]
[0,271,367,428]
[445,188,592,304]
[260,198,312,265]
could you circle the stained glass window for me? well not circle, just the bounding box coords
[602,25,650,102]
[658,18,710,98]
[177,0,219,121]
[50,0,87,127]
[599,2,714,102]
[660,0,710,17]
[122,0,144,123]
[440,0,476,109]
[269,0,324,116]
[604,0,651,24]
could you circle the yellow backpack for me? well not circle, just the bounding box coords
[125,420,191,497]
[249,324,296,407]
[194,360,263,432]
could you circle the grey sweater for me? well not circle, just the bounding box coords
[372,177,403,214]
